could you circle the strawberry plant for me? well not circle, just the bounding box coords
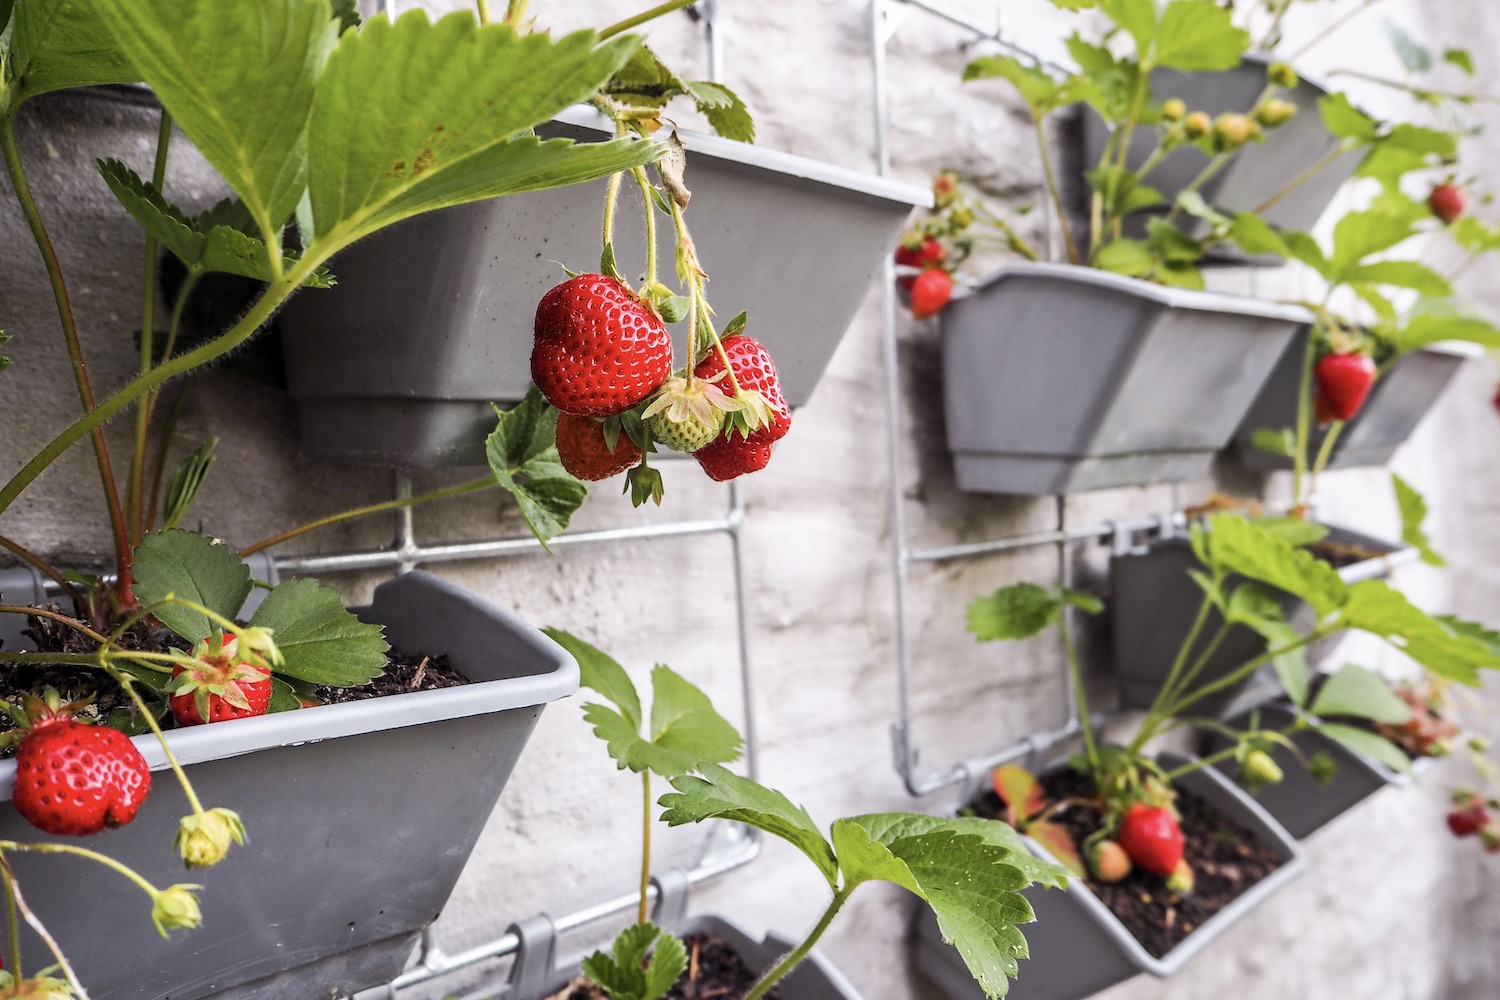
[544,630,1071,1000]
[0,0,758,992]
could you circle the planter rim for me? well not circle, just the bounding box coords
[0,570,579,790]
[1019,750,1305,978]
[552,105,932,207]
[1415,340,1486,359]
[963,261,1314,325]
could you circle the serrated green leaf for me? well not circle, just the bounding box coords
[1328,209,1417,280]
[4,0,138,107]
[1250,426,1294,457]
[854,813,1071,890]
[1094,238,1154,277]
[1101,0,1156,58]
[1066,35,1114,75]
[1228,213,1290,258]
[1282,230,1330,276]
[686,80,754,142]
[582,922,684,1000]
[1340,579,1499,684]
[1146,217,1202,264]
[1437,615,1500,655]
[162,437,218,531]
[833,818,926,893]
[91,0,335,248]
[543,627,641,727]
[485,388,588,548]
[268,677,303,713]
[967,583,1062,642]
[1204,515,1348,618]
[1309,664,1412,723]
[248,578,388,685]
[307,15,657,243]
[1256,518,1330,548]
[648,665,743,773]
[1152,0,1247,71]
[1389,312,1500,353]
[659,763,839,888]
[1343,260,1452,296]
[1318,93,1379,144]
[644,929,687,1000]
[1316,722,1412,774]
[1383,20,1431,73]
[963,55,1063,115]
[1393,473,1445,567]
[1445,48,1475,75]
[132,529,253,641]
[1154,261,1205,290]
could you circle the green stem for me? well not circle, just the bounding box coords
[1163,744,1241,782]
[0,535,85,609]
[238,475,497,557]
[112,671,206,816]
[145,379,195,534]
[0,862,20,980]
[504,0,529,25]
[1164,621,1232,710]
[973,202,1042,262]
[0,854,82,995]
[599,0,698,41]
[128,111,175,547]
[1112,60,1153,177]
[1162,153,1231,227]
[602,170,623,254]
[1163,631,1325,720]
[1252,146,1348,216]
[0,605,108,644]
[630,166,660,287]
[1034,115,1080,265]
[0,266,312,521]
[1310,418,1345,485]
[639,772,651,926]
[0,651,103,668]
[475,0,493,25]
[1,114,133,602]
[0,840,160,898]
[743,886,855,1000]
[1292,321,1319,510]
[1060,611,1101,778]
[1134,588,1217,754]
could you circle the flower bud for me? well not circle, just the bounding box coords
[1267,61,1298,89]
[175,807,246,868]
[1241,749,1284,787]
[1161,98,1186,122]
[932,171,961,209]
[1468,735,1491,753]
[1255,98,1298,128]
[950,205,975,229]
[1213,112,1261,151]
[1183,111,1213,139]
[152,883,204,937]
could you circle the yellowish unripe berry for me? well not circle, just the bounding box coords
[1268,61,1299,89]
[1161,98,1187,122]
[1183,111,1213,139]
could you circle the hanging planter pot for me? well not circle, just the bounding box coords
[1079,55,1359,265]
[1109,523,1417,717]
[940,262,1306,495]
[1202,701,1425,840]
[278,108,929,467]
[2,570,578,1000]
[1228,331,1478,473]
[911,752,1304,1000]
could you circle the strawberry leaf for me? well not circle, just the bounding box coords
[1309,664,1412,724]
[1341,580,1500,684]
[1152,0,1247,71]
[162,437,218,532]
[3,0,138,108]
[247,578,387,686]
[581,923,685,1000]
[1394,473,1445,567]
[967,583,1061,641]
[267,677,303,714]
[660,762,840,888]
[544,627,642,729]
[687,80,754,142]
[991,764,1045,823]
[132,530,254,642]
[1204,514,1349,618]
[1026,819,1085,878]
[1315,722,1412,774]
[486,389,589,549]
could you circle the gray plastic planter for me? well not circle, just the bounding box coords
[1109,523,1415,717]
[1205,701,1423,839]
[1080,56,1358,264]
[940,262,1306,495]
[279,107,929,467]
[912,752,1304,1000]
[0,570,579,1000]
[1229,332,1477,472]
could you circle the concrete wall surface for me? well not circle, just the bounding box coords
[1,1,1499,999]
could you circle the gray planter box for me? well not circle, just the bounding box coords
[279,108,929,467]
[940,262,1306,495]
[1,570,579,1000]
[912,752,1304,1000]
[1109,523,1415,717]
[1080,56,1359,265]
[1228,332,1477,472]
[1204,701,1423,839]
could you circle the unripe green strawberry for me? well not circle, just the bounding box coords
[1240,749,1284,787]
[642,374,731,454]
[1165,859,1195,893]
[175,806,247,868]
[1089,839,1132,882]
[1267,61,1298,88]
[1255,98,1298,128]
[152,883,204,936]
[1183,111,1213,139]
[1213,112,1261,151]
[1161,98,1186,122]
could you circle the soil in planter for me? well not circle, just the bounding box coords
[0,606,468,752]
[1306,537,1387,571]
[550,932,783,1000]
[970,768,1283,960]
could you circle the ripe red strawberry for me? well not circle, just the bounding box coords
[1448,803,1489,838]
[694,432,773,482]
[555,412,641,481]
[1117,802,1184,877]
[1313,352,1376,422]
[532,274,673,417]
[13,711,151,836]
[693,335,791,446]
[1428,183,1466,224]
[894,235,946,290]
[1089,839,1132,882]
[910,269,954,320]
[169,634,273,726]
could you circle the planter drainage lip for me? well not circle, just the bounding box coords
[966,261,1314,325]
[551,105,932,208]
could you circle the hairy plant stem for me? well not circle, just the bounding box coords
[1164,621,1233,710]
[599,0,697,41]
[239,475,498,557]
[475,0,493,25]
[1129,588,1218,757]
[0,855,84,997]
[743,886,855,1000]
[973,202,1041,261]
[1163,630,1326,720]
[0,605,108,645]
[0,535,85,608]
[1310,418,1345,486]
[630,165,660,287]
[1112,61,1153,178]
[1059,611,1100,778]
[112,670,207,817]
[1161,744,1241,782]
[1034,115,1080,264]
[0,863,20,979]
[602,170,624,259]
[0,116,133,604]
[128,111,175,546]
[639,772,652,926]
[1252,145,1348,216]
[1162,153,1231,227]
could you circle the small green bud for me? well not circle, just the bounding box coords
[175,807,246,868]
[1164,859,1195,893]
[1469,735,1491,753]
[1183,111,1213,139]
[1213,112,1261,151]
[1255,98,1298,128]
[1267,61,1298,88]
[1240,749,1284,787]
[950,205,975,229]
[1161,98,1187,122]
[151,883,204,937]
[932,170,961,209]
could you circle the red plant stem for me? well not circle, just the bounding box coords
[0,535,85,609]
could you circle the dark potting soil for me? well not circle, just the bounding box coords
[1307,536,1386,571]
[0,605,468,751]
[549,932,782,1000]
[970,767,1284,960]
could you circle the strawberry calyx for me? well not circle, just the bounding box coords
[0,688,90,750]
[640,374,736,454]
[168,633,274,724]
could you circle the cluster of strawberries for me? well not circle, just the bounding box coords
[1088,800,1194,892]
[531,273,791,485]
[1446,790,1500,852]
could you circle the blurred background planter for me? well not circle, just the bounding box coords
[1227,333,1479,473]
[1109,523,1417,717]
[279,108,929,467]
[940,262,1306,495]
[1080,55,1359,266]
[911,752,1304,1000]
[1203,701,1423,840]
[1,570,578,1000]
